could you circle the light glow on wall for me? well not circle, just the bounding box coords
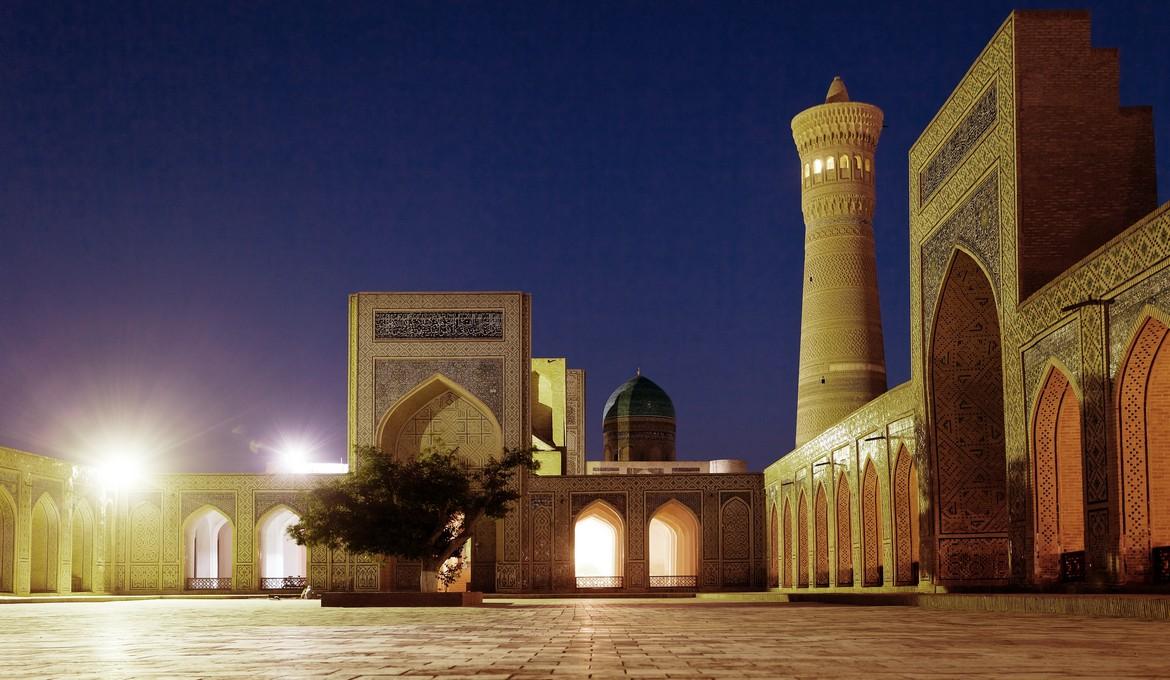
[574,516,618,577]
[259,507,306,578]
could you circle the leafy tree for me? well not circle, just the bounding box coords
[289,444,537,592]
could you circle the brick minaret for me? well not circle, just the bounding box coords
[791,77,886,447]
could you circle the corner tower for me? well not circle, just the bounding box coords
[791,77,886,447]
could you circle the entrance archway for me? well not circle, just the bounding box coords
[71,499,95,592]
[1117,314,1170,580]
[930,249,1009,582]
[573,500,624,588]
[30,494,59,593]
[1032,365,1085,582]
[648,500,700,588]
[257,506,307,590]
[183,506,233,590]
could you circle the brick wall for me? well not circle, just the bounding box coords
[1014,11,1157,300]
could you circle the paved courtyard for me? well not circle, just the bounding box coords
[1,598,1170,679]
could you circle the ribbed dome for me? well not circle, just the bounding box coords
[602,373,675,421]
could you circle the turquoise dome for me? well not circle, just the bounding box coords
[602,373,675,421]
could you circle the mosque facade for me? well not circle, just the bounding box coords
[2,10,1169,596]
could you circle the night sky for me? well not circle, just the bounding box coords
[2,2,1168,473]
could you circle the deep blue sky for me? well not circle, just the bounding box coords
[2,2,1168,473]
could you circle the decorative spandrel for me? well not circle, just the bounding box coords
[920,85,998,204]
[374,311,503,340]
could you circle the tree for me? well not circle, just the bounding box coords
[288,444,537,592]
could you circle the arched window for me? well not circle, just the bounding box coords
[813,158,823,174]
[184,506,233,590]
[648,500,700,588]
[855,155,863,173]
[865,158,872,173]
[574,501,624,588]
[841,155,850,169]
[258,506,307,590]
[826,156,835,171]
[804,163,810,178]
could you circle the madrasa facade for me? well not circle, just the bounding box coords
[2,10,1169,597]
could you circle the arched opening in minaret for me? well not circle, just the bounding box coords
[929,249,1009,583]
[574,500,624,589]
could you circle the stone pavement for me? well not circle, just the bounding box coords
[1,598,1169,678]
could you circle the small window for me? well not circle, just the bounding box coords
[804,163,810,178]
[826,156,835,171]
[813,159,823,174]
[841,155,850,169]
[865,158,872,172]
[855,155,862,171]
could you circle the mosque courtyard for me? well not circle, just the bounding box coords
[1,598,1168,678]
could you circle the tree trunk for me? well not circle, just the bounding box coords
[419,567,439,593]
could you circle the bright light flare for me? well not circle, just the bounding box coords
[574,516,619,577]
[94,443,148,491]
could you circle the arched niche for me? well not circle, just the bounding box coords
[814,483,829,586]
[30,494,60,593]
[377,373,504,465]
[183,505,234,589]
[781,497,793,588]
[573,500,624,587]
[836,471,853,586]
[71,499,96,592]
[1116,313,1170,580]
[1031,363,1085,583]
[648,499,700,583]
[862,459,883,586]
[0,488,15,593]
[893,446,921,585]
[256,505,307,586]
[797,490,809,587]
[768,503,779,588]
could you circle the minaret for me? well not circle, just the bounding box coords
[790,76,886,447]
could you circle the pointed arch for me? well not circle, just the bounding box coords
[862,460,883,586]
[574,500,625,586]
[782,497,793,588]
[1116,311,1170,580]
[814,483,829,586]
[649,499,700,581]
[768,503,779,588]
[836,471,853,586]
[70,498,96,592]
[1031,362,1085,582]
[797,490,809,587]
[30,493,60,593]
[182,505,234,589]
[893,446,921,585]
[377,373,504,465]
[256,504,307,587]
[929,248,1009,583]
[0,488,16,592]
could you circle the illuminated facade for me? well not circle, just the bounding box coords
[1,10,1168,597]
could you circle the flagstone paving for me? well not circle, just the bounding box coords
[1,597,1169,678]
